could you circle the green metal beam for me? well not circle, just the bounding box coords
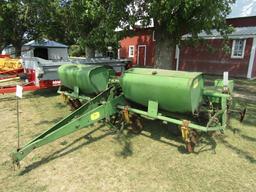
[25,87,113,147]
[11,88,125,164]
[203,89,230,98]
[117,105,225,132]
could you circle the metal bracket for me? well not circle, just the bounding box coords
[181,120,195,153]
[181,120,190,143]
[122,106,131,124]
[73,86,79,98]
[147,100,158,118]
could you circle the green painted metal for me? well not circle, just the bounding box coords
[11,87,126,164]
[203,89,230,98]
[117,105,225,131]
[120,68,204,114]
[214,79,234,93]
[147,100,158,118]
[117,92,228,132]
[203,89,229,131]
[57,86,91,102]
[58,64,114,95]
[11,67,235,165]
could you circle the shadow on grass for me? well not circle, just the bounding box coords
[18,116,256,175]
[234,79,256,86]
[138,119,218,154]
[227,121,256,143]
[220,116,256,164]
[19,124,114,175]
[31,87,59,98]
[34,117,63,126]
[242,108,256,127]
[217,136,256,164]
[239,134,256,142]
[231,97,256,127]
[114,131,134,158]
[234,86,256,96]
[54,102,67,109]
[194,134,218,154]
[0,87,59,102]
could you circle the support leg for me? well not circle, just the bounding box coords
[181,120,196,153]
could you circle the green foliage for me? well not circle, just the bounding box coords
[0,0,54,56]
[36,0,75,45]
[0,0,235,59]
[68,45,85,57]
[105,0,236,67]
[108,0,235,43]
[62,0,119,55]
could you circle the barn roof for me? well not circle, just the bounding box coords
[228,0,256,18]
[183,26,256,39]
[24,39,68,48]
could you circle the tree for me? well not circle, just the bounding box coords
[0,0,118,58]
[0,0,52,57]
[60,0,119,58]
[36,1,76,46]
[0,2,12,52]
[0,0,235,62]
[0,25,6,52]
[106,0,235,69]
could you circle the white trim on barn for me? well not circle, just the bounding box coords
[183,34,256,40]
[231,39,246,59]
[152,31,156,41]
[128,45,135,58]
[117,48,121,59]
[247,36,256,79]
[175,45,180,71]
[183,26,256,40]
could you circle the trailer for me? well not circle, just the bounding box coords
[0,57,23,81]
[70,57,131,76]
[0,57,61,94]
[0,57,131,94]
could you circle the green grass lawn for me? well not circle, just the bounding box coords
[0,78,255,192]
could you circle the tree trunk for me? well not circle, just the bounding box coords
[13,43,22,58]
[154,31,175,70]
[0,47,3,54]
[85,47,95,58]
[0,43,5,54]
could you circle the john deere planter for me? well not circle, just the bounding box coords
[11,65,245,166]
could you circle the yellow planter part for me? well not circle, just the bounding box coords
[0,58,22,71]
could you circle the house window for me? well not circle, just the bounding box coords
[128,45,135,57]
[231,39,246,58]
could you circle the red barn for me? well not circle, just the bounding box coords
[180,16,256,79]
[119,28,155,67]
[119,16,256,79]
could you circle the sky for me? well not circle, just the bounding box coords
[228,0,256,18]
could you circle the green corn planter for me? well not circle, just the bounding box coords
[58,64,114,95]
[11,66,233,165]
[120,68,204,113]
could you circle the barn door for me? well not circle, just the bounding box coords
[137,45,146,66]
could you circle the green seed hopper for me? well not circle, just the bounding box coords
[58,64,114,95]
[120,68,204,114]
[11,65,245,167]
